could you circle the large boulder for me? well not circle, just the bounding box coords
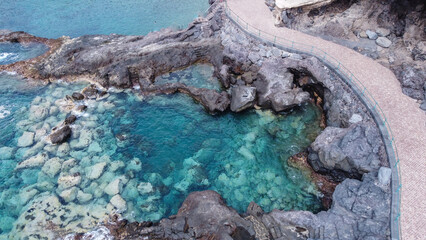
[254,58,310,112]
[308,123,384,181]
[49,125,72,144]
[230,86,257,112]
[101,191,256,239]
[267,171,391,240]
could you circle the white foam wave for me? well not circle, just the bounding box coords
[0,105,11,119]
[0,52,18,62]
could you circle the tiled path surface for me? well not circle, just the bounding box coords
[225,0,426,239]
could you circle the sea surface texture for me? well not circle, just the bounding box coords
[0,64,323,237]
[0,0,210,38]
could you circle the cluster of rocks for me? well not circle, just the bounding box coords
[70,168,391,240]
[265,0,426,111]
[1,0,393,239]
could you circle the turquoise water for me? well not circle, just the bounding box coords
[0,67,323,236]
[0,0,210,38]
[0,42,48,65]
[155,64,222,91]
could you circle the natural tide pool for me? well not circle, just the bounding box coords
[0,0,210,38]
[0,65,324,237]
[0,42,48,65]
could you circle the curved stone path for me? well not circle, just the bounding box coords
[225,0,426,239]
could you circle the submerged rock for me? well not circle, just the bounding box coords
[17,131,34,147]
[60,187,78,202]
[29,105,49,121]
[86,162,107,180]
[0,146,13,160]
[58,173,81,190]
[15,152,48,170]
[104,179,122,196]
[110,194,127,212]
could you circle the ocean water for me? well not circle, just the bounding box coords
[0,65,323,237]
[0,42,48,65]
[155,64,222,91]
[0,0,210,39]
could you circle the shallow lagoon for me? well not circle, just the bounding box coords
[0,65,323,236]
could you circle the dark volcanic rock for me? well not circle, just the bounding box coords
[71,92,85,101]
[308,123,384,181]
[142,82,230,114]
[81,85,98,99]
[254,58,310,112]
[76,105,87,112]
[35,27,223,88]
[230,85,257,112]
[49,125,71,144]
[103,191,256,239]
[64,115,77,125]
[268,170,391,240]
[395,64,426,101]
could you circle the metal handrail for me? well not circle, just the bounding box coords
[221,0,402,239]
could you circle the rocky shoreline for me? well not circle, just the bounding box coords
[1,0,392,239]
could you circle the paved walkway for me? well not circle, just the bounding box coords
[225,0,426,239]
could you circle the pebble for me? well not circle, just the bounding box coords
[376,28,390,37]
[376,37,392,48]
[366,30,378,40]
[359,31,368,38]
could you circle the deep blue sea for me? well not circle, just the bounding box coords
[0,0,210,38]
[0,1,324,237]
